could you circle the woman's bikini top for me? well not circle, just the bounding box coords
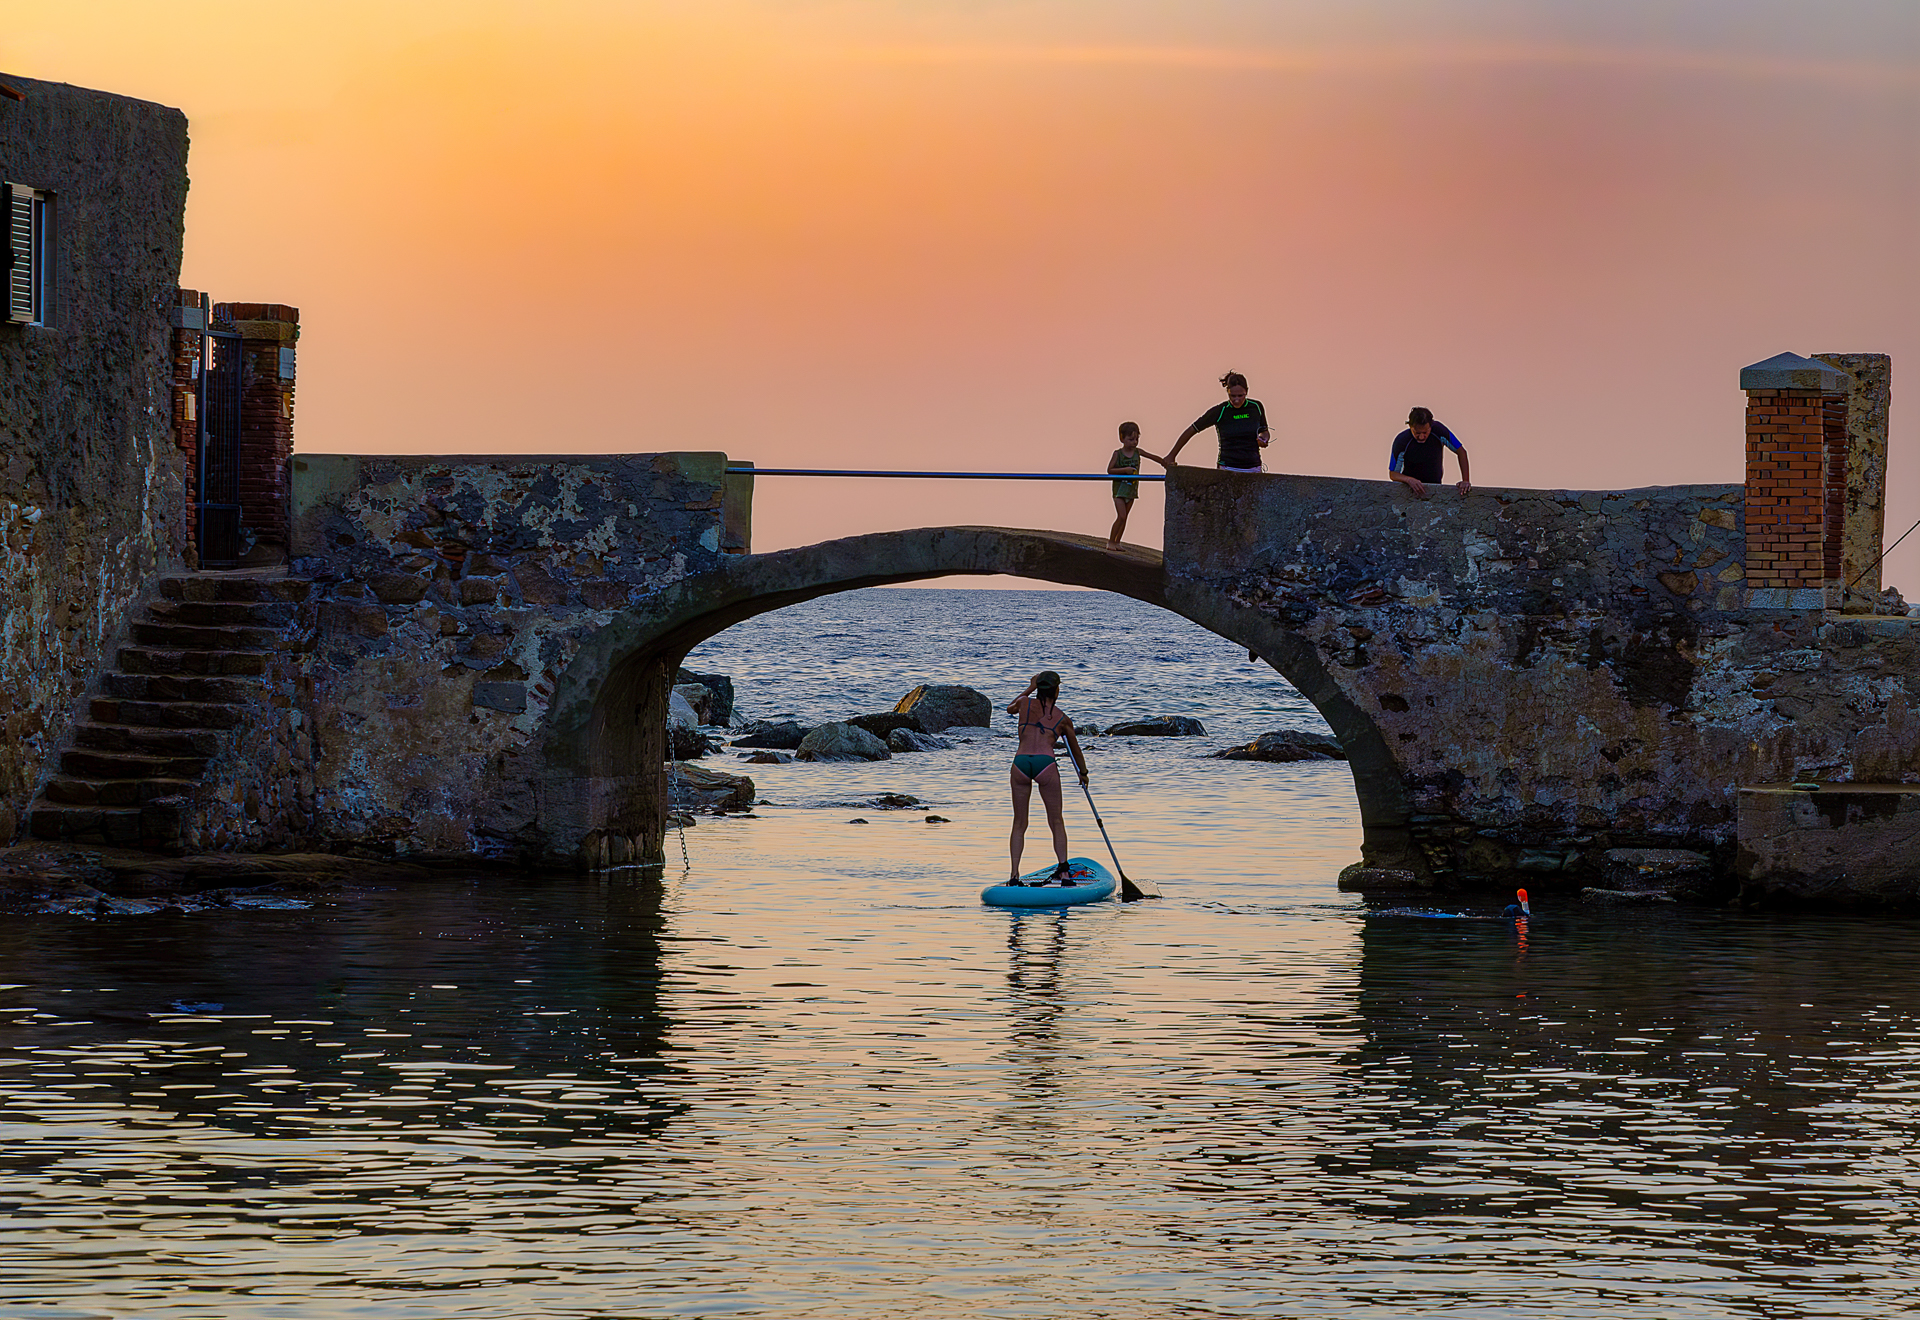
[1020,696,1065,740]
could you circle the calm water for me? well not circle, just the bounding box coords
[3,589,1918,1318]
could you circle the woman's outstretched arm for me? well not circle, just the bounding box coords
[1061,718,1088,784]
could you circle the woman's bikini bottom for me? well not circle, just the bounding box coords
[1011,754,1057,782]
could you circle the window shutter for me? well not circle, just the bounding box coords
[6,183,35,324]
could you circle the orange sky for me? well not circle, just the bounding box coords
[8,1,1918,589]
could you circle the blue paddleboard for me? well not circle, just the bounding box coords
[981,857,1117,908]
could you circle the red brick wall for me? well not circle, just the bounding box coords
[1743,388,1826,592]
[213,301,298,554]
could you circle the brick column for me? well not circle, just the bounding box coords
[213,301,298,563]
[1815,353,1892,611]
[167,288,208,565]
[1740,352,1853,610]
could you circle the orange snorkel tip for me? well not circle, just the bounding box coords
[1516,887,1530,915]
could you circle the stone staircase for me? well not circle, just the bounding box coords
[28,573,309,852]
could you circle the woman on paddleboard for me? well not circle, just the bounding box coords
[1006,671,1089,885]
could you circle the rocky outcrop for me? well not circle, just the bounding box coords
[796,722,891,762]
[894,684,991,732]
[668,764,755,811]
[673,668,734,726]
[739,750,792,764]
[887,728,953,753]
[849,712,921,740]
[731,720,810,749]
[1108,715,1207,737]
[1213,729,1346,761]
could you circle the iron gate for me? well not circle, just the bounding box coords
[197,326,243,567]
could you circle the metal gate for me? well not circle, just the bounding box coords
[197,326,244,568]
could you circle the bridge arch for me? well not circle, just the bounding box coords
[535,526,1413,872]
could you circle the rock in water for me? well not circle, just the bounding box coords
[668,765,756,811]
[674,668,735,726]
[731,720,811,750]
[740,750,792,764]
[1106,715,1207,737]
[1212,729,1346,761]
[796,722,892,762]
[673,682,716,725]
[887,728,953,753]
[668,725,713,760]
[894,684,991,733]
[849,712,921,740]
[668,691,700,731]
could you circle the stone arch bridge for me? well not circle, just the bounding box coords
[99,439,1915,903]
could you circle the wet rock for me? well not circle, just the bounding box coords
[796,722,891,762]
[668,765,756,811]
[872,793,921,809]
[887,728,953,753]
[1107,715,1207,737]
[674,668,735,726]
[731,720,810,750]
[669,725,717,760]
[1601,847,1711,889]
[668,691,700,731]
[740,750,792,765]
[1582,887,1677,905]
[925,814,950,823]
[893,684,991,733]
[1337,863,1432,893]
[1077,722,1101,736]
[1212,729,1344,761]
[673,682,718,725]
[849,712,921,740]
[847,818,869,825]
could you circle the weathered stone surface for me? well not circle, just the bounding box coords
[796,722,891,762]
[849,712,920,740]
[1108,715,1207,737]
[887,728,953,753]
[1737,785,1920,909]
[0,77,190,834]
[1581,888,1677,905]
[1213,729,1344,761]
[472,682,527,714]
[673,683,718,725]
[668,764,755,811]
[894,684,991,732]
[732,721,810,749]
[739,750,792,764]
[668,691,700,730]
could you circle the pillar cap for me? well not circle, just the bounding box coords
[1741,352,1852,392]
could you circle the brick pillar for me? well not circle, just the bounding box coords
[213,301,298,563]
[1740,352,1853,610]
[1815,353,1892,612]
[167,288,208,566]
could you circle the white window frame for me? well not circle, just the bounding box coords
[5,182,52,327]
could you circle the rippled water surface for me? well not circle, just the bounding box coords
[3,590,1918,1317]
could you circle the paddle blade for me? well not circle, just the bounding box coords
[1118,873,1162,902]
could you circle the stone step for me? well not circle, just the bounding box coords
[130,621,279,651]
[90,697,246,730]
[101,672,260,703]
[74,724,225,757]
[157,575,312,604]
[29,801,186,851]
[147,598,295,628]
[117,647,268,677]
[42,775,200,807]
[60,747,208,780]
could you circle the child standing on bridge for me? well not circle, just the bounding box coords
[1106,422,1143,551]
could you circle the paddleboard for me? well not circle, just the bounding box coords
[981,857,1117,908]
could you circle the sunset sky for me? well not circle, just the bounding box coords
[9,1,1918,587]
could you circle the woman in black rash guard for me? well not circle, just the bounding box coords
[1149,371,1271,473]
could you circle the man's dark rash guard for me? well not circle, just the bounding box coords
[1194,400,1269,469]
[1388,422,1466,484]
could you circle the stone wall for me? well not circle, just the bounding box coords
[1165,469,1920,891]
[0,74,190,841]
[281,452,733,863]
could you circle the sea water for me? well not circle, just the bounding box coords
[1,588,1917,1318]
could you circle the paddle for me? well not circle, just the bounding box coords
[1064,741,1160,902]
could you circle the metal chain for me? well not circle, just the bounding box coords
[666,747,691,872]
